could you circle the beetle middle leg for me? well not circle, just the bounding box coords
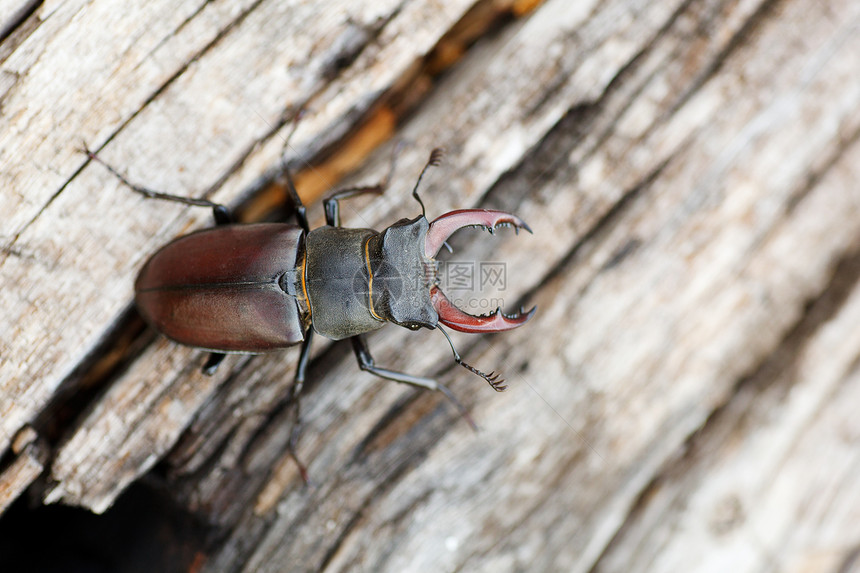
[284,329,314,483]
[351,335,476,430]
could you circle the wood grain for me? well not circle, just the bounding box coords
[2,0,859,571]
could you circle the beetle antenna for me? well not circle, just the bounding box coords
[436,324,507,392]
[411,148,444,217]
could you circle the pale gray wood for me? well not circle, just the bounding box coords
[594,252,860,572]
[1,0,859,571]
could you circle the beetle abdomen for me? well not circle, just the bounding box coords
[135,223,305,353]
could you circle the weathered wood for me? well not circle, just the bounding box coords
[0,426,46,514]
[594,251,860,572]
[2,0,860,571]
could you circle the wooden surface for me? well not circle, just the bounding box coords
[2,0,860,571]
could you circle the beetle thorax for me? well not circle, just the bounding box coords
[303,217,438,340]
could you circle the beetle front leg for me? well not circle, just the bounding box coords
[323,144,402,227]
[350,335,476,430]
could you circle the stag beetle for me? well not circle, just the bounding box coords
[86,144,534,478]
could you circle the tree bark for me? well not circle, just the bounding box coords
[1,0,859,571]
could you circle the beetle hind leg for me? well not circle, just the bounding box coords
[81,143,234,225]
[201,352,226,375]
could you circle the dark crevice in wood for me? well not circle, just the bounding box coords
[0,308,154,497]
[347,384,457,465]
[562,0,735,173]
[0,309,144,513]
[601,238,644,272]
[137,0,217,67]
[786,119,860,216]
[524,0,695,123]
[320,7,405,83]
[32,308,151,443]
[482,103,598,214]
[0,479,215,573]
[589,244,860,572]
[0,0,42,46]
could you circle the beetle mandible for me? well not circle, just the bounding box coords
[86,142,535,478]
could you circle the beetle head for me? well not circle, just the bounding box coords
[370,216,439,330]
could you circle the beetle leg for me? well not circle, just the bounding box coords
[285,329,314,483]
[322,143,402,227]
[276,109,311,233]
[279,167,309,233]
[81,143,233,225]
[202,352,226,375]
[350,335,477,430]
[324,186,384,227]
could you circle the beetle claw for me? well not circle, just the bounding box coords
[430,286,536,333]
[425,209,535,334]
[424,209,532,258]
